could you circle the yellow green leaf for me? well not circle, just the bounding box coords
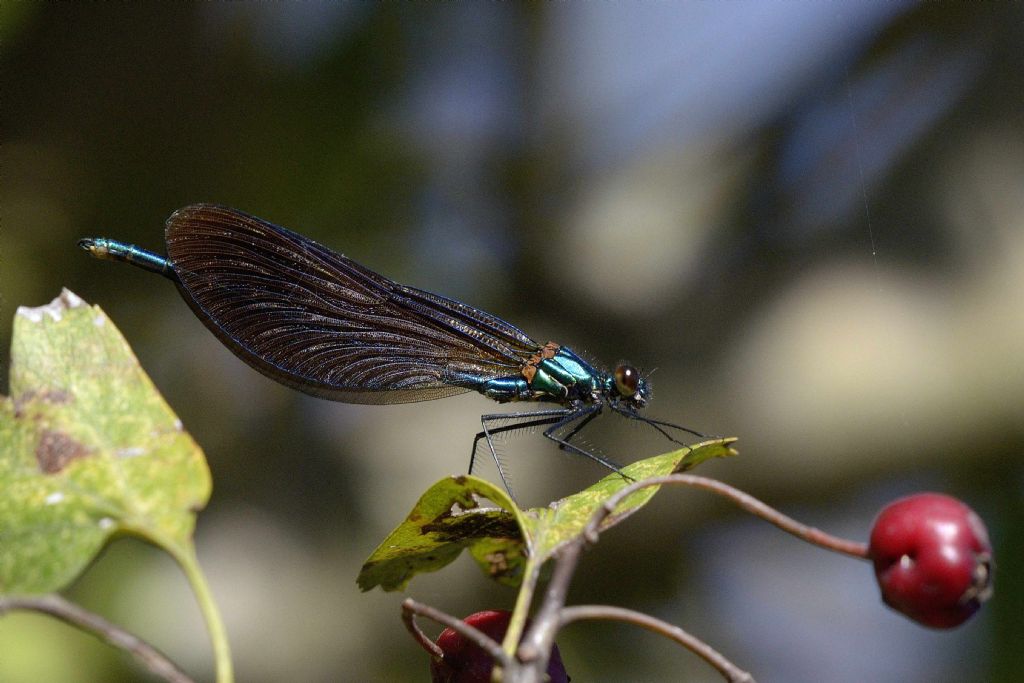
[0,290,211,595]
[358,438,737,591]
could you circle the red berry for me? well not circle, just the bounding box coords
[430,610,569,683]
[869,493,993,628]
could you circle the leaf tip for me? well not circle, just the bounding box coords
[15,289,88,324]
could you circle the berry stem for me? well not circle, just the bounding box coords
[402,598,510,668]
[584,474,869,560]
[400,599,445,659]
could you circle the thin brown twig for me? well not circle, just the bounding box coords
[400,598,444,658]
[516,542,583,677]
[401,598,511,668]
[0,593,195,683]
[559,605,755,683]
[584,474,869,559]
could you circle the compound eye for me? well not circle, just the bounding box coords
[614,364,640,397]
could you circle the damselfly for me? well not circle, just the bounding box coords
[80,205,702,496]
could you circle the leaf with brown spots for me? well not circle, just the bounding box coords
[35,429,92,474]
[357,439,737,592]
[357,476,527,592]
[0,289,211,595]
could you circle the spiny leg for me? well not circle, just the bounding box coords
[542,405,632,480]
[555,407,601,449]
[471,409,576,472]
[471,409,574,498]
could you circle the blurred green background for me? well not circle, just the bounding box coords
[2,3,1022,681]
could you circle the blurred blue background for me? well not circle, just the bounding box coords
[2,3,1021,681]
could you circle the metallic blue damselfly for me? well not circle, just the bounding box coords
[80,205,702,496]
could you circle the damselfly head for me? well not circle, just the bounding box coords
[613,363,648,408]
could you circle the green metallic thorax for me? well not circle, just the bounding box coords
[472,342,607,405]
[528,346,600,402]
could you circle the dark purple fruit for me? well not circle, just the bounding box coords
[430,610,569,683]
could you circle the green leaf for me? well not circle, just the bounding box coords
[526,438,738,561]
[0,290,212,595]
[357,475,530,591]
[358,438,737,591]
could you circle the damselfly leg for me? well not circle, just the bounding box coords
[471,404,642,500]
[472,409,578,499]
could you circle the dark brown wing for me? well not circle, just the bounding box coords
[164,204,539,404]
